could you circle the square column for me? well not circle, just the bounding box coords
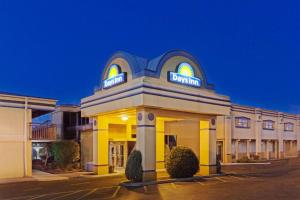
[246,140,251,159]
[93,116,109,175]
[266,141,270,160]
[255,109,262,158]
[296,116,300,157]
[224,116,232,163]
[275,141,279,159]
[136,108,156,181]
[235,140,239,161]
[156,118,165,169]
[290,140,293,156]
[199,119,217,175]
[277,113,284,159]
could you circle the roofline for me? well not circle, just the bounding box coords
[232,103,300,116]
[0,91,57,102]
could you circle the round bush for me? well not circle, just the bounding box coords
[166,146,199,178]
[125,150,143,182]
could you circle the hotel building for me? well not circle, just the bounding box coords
[79,50,300,181]
[0,92,56,178]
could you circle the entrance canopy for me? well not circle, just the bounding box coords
[81,50,231,117]
[81,50,231,180]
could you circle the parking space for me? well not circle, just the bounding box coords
[2,186,121,200]
[2,159,300,200]
[0,174,255,200]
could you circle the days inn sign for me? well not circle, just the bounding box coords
[103,62,201,89]
[168,62,201,88]
[103,64,127,89]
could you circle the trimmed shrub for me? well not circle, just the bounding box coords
[237,156,251,163]
[166,146,199,178]
[125,150,143,182]
[50,140,80,168]
[253,155,260,160]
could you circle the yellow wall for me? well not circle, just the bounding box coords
[94,115,109,174]
[156,119,165,169]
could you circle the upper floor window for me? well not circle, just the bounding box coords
[263,120,275,130]
[235,117,250,128]
[284,123,294,132]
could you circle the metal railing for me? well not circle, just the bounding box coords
[30,122,57,141]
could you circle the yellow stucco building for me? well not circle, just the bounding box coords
[80,50,300,181]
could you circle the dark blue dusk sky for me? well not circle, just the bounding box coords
[0,1,299,114]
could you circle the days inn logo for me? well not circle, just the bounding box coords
[168,62,202,88]
[103,64,127,89]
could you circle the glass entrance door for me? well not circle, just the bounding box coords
[109,142,125,172]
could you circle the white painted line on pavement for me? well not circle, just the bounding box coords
[111,186,121,198]
[76,188,98,200]
[29,194,46,200]
[195,181,204,185]
[51,190,83,200]
[215,177,227,183]
[230,176,244,180]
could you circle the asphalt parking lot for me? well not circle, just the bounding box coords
[0,174,254,200]
[1,158,300,200]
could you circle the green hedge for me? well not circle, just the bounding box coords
[125,150,143,182]
[51,140,80,168]
[166,146,199,178]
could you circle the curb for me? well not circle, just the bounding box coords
[119,173,225,188]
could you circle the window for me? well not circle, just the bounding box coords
[263,120,275,130]
[165,135,177,150]
[235,117,250,128]
[284,123,294,132]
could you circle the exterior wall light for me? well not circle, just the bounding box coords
[121,116,129,121]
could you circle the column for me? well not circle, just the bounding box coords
[296,116,300,157]
[224,116,232,163]
[255,109,262,159]
[275,141,279,159]
[246,140,251,159]
[235,140,239,161]
[277,113,284,159]
[290,140,293,156]
[199,119,217,175]
[136,108,156,181]
[266,141,270,160]
[93,115,109,175]
[156,118,165,169]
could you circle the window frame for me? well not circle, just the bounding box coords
[235,117,251,129]
[284,122,294,132]
[262,120,275,130]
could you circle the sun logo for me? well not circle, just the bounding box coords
[177,62,194,77]
[107,64,120,79]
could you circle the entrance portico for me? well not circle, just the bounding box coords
[81,50,231,181]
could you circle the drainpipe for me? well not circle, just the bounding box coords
[23,97,28,177]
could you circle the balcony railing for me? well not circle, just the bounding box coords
[30,122,57,141]
[66,123,93,132]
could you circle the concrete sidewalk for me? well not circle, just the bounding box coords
[0,170,71,184]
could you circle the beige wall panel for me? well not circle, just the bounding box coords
[81,131,93,170]
[0,107,25,136]
[143,94,230,116]
[165,120,200,159]
[216,116,225,139]
[0,142,24,178]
